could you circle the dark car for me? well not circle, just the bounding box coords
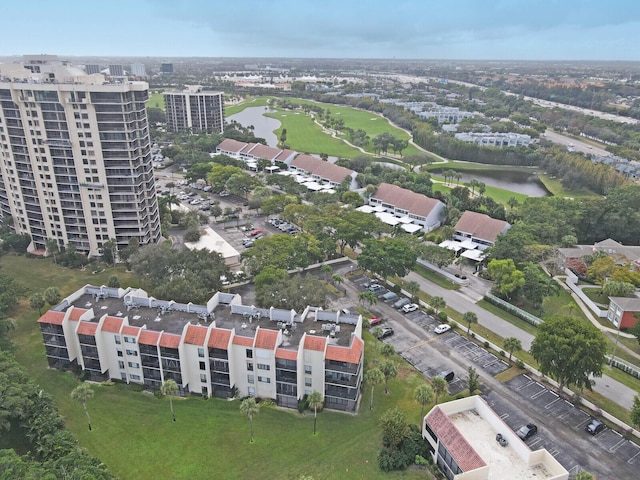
[516,423,538,441]
[437,370,455,382]
[377,327,394,339]
[585,419,605,435]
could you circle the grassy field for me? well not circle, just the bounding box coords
[146,92,165,110]
[3,255,437,480]
[537,173,596,198]
[266,109,364,158]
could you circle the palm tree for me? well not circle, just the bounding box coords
[414,384,434,424]
[430,296,446,316]
[405,281,420,303]
[240,397,260,443]
[503,337,522,362]
[46,238,59,265]
[308,391,324,435]
[365,368,385,410]
[320,264,332,282]
[71,383,94,431]
[507,197,519,211]
[462,311,478,336]
[160,379,179,422]
[432,376,448,404]
[29,293,45,315]
[380,360,398,394]
[358,290,377,307]
[43,287,61,307]
[331,274,343,288]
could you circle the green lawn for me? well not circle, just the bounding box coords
[146,92,165,110]
[225,96,272,116]
[537,173,596,198]
[4,255,435,480]
[266,109,363,158]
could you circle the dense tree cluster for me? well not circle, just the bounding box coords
[129,243,229,304]
[0,351,115,480]
[254,267,328,310]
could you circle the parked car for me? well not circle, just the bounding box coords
[393,298,411,309]
[250,229,263,236]
[516,423,538,441]
[382,291,398,301]
[369,317,383,326]
[219,191,230,197]
[434,324,451,334]
[377,327,394,339]
[585,419,605,435]
[402,303,419,313]
[437,370,455,382]
[368,284,383,293]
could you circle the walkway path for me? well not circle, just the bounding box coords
[402,269,638,411]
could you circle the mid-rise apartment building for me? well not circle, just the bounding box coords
[164,86,224,134]
[38,285,364,412]
[0,55,161,256]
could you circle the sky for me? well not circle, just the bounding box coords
[3,0,640,60]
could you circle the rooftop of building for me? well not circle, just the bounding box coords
[454,211,510,243]
[59,287,359,350]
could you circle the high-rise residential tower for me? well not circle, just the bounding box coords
[0,55,161,257]
[164,86,225,134]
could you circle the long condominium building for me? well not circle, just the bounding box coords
[38,285,364,412]
[0,55,161,256]
[164,85,224,134]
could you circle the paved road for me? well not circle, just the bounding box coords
[544,129,610,157]
[401,270,637,411]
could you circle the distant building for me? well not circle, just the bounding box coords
[160,63,174,74]
[455,132,531,148]
[164,86,224,134]
[289,154,357,190]
[216,139,296,165]
[130,63,146,77]
[37,285,364,412]
[366,182,445,233]
[419,107,475,124]
[108,64,124,77]
[84,64,100,74]
[607,297,640,330]
[423,396,568,480]
[439,211,510,261]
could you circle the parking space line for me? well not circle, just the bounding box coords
[544,395,560,409]
[549,449,559,456]
[500,413,509,420]
[483,358,500,368]
[574,417,590,429]
[531,389,548,399]
[610,438,626,453]
[523,374,531,381]
[628,448,640,464]
[517,380,534,391]
[528,438,542,448]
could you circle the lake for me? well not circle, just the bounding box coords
[227,106,281,147]
[432,168,549,197]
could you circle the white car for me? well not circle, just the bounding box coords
[434,324,451,334]
[402,303,419,313]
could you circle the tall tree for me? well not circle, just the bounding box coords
[357,237,417,280]
[307,391,323,435]
[358,290,378,307]
[160,379,179,422]
[380,360,398,394]
[240,397,260,443]
[432,376,448,404]
[631,395,640,430]
[43,287,61,307]
[430,296,446,315]
[380,407,409,453]
[414,384,434,424]
[503,337,522,362]
[467,367,480,395]
[70,383,94,431]
[531,316,607,394]
[365,368,385,410]
[462,311,478,336]
[405,281,420,302]
[487,259,525,300]
[46,238,60,265]
[29,293,45,316]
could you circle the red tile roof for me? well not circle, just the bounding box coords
[275,348,298,360]
[240,142,258,154]
[426,407,486,472]
[37,310,65,325]
[454,211,510,244]
[184,325,208,346]
[77,321,98,336]
[138,329,161,346]
[232,335,254,347]
[304,335,327,352]
[275,149,295,161]
[208,328,232,350]
[159,332,181,349]
[102,316,123,333]
[255,329,278,350]
[121,325,140,337]
[371,183,443,219]
[326,336,363,364]
[249,144,281,160]
[291,154,354,184]
[217,138,247,154]
[68,307,89,321]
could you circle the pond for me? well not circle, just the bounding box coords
[227,106,281,147]
[432,168,550,197]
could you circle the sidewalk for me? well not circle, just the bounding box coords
[402,270,638,411]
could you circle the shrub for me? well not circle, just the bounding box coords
[297,394,309,414]
[184,227,202,243]
[483,341,490,349]
[499,350,506,357]
[415,454,429,466]
[516,359,525,369]
[438,311,448,322]
[391,283,402,294]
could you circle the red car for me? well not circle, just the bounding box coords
[369,317,383,326]
[250,229,263,236]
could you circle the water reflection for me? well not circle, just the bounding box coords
[432,168,549,197]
